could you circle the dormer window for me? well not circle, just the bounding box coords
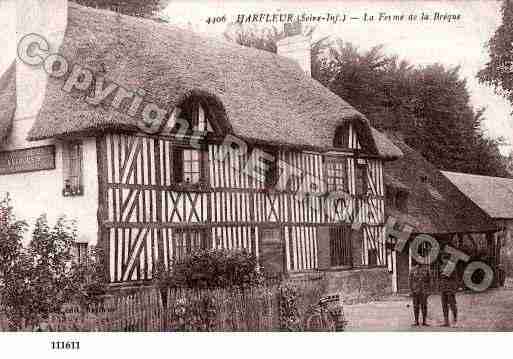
[175,97,213,134]
[333,123,350,149]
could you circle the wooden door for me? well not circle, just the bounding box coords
[330,225,352,267]
[259,227,284,275]
[396,250,410,293]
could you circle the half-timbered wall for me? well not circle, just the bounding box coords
[100,121,387,282]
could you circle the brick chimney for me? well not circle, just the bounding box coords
[16,0,68,121]
[276,22,311,76]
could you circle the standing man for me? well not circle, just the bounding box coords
[409,262,431,326]
[439,272,458,327]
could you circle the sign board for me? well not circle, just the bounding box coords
[0,145,56,175]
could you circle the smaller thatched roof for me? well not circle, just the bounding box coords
[443,171,513,220]
[384,134,496,234]
[0,62,16,142]
[26,3,401,160]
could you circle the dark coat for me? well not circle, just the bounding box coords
[409,265,431,294]
[439,274,458,294]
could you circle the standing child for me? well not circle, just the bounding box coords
[409,262,431,326]
[439,272,458,327]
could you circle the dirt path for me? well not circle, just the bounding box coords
[344,288,513,331]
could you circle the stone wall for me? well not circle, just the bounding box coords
[288,267,392,304]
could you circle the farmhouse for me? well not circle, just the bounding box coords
[0,1,408,291]
[443,171,513,279]
[384,134,501,292]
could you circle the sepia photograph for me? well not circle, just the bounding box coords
[0,0,513,355]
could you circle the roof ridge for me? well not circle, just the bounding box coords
[68,2,294,63]
[443,170,513,181]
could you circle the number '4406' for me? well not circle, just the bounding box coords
[206,15,226,24]
[51,341,80,350]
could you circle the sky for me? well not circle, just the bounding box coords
[162,0,513,155]
[1,0,512,154]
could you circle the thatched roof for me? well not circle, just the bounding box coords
[0,62,16,142]
[443,171,513,220]
[384,134,496,234]
[25,3,401,160]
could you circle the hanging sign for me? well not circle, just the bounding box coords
[0,145,55,175]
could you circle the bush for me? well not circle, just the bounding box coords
[154,249,263,289]
[0,195,106,330]
[278,283,301,331]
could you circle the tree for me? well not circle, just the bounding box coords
[71,0,171,18]
[478,0,513,109]
[223,23,284,53]
[223,24,510,177]
[0,196,105,330]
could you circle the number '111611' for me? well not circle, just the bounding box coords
[51,341,80,350]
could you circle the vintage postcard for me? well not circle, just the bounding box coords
[0,0,512,355]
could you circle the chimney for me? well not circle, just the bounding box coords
[16,0,68,121]
[276,22,311,77]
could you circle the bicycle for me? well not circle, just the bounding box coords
[303,293,346,331]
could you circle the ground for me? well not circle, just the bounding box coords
[344,286,513,331]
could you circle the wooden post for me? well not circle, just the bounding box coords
[96,135,110,282]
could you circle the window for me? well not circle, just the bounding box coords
[173,148,207,185]
[396,190,408,211]
[251,148,278,189]
[355,163,368,196]
[386,185,408,211]
[262,150,278,189]
[325,157,348,192]
[333,123,350,148]
[385,185,395,206]
[368,249,378,267]
[63,141,83,196]
[175,98,212,134]
[330,226,352,267]
[173,228,208,262]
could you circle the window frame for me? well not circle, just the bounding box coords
[396,189,409,212]
[252,147,279,190]
[172,145,209,187]
[325,156,349,193]
[333,123,350,149]
[62,140,84,197]
[174,98,211,135]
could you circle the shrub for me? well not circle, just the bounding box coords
[154,249,263,289]
[0,195,107,330]
[277,283,301,331]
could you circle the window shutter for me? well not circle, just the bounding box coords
[317,226,331,270]
[192,102,199,129]
[172,148,183,183]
